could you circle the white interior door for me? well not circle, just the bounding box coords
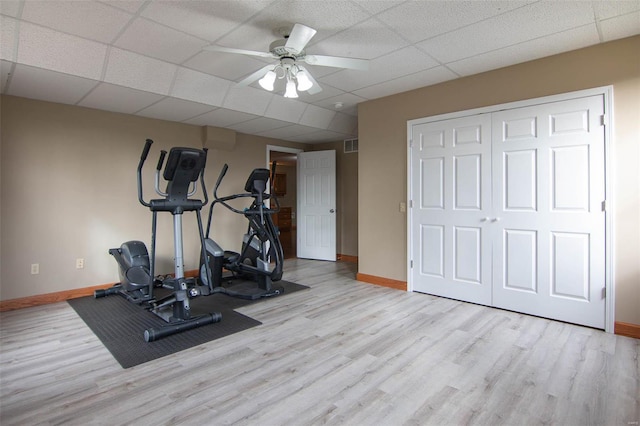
[410,114,492,305]
[491,96,606,329]
[297,150,336,261]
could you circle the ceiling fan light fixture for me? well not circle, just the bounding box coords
[296,70,313,91]
[258,70,277,91]
[284,78,298,98]
[209,23,368,98]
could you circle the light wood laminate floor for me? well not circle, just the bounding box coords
[1,259,638,425]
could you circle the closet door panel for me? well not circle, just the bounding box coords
[492,95,606,329]
[411,115,492,306]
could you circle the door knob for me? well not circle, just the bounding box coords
[330,209,335,213]
[491,217,501,222]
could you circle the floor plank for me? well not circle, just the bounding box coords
[1,259,638,425]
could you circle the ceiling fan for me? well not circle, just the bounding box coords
[204,23,369,98]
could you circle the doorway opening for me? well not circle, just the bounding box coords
[268,146,302,259]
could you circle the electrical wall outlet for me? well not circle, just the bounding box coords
[31,263,39,275]
[76,258,84,269]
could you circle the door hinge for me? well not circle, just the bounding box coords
[601,200,606,211]
[409,139,413,148]
[600,114,606,126]
[410,260,413,268]
[602,287,606,299]
[409,200,413,208]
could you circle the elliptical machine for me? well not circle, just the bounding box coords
[95,139,221,342]
[200,163,285,300]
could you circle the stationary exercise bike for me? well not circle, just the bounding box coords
[200,163,284,300]
[95,139,221,342]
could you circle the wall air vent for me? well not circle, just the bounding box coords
[344,138,358,153]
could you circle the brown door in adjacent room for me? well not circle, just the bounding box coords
[269,150,298,259]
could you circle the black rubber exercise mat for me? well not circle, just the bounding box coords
[68,280,309,369]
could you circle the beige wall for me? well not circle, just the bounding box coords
[0,95,306,300]
[358,35,640,324]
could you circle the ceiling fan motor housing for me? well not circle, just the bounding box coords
[269,39,303,57]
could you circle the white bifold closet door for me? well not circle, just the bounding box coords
[411,113,493,306]
[410,94,606,329]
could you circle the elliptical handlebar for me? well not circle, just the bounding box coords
[212,163,280,215]
[212,163,245,214]
[154,150,169,197]
[201,149,209,206]
[213,163,229,202]
[137,139,154,207]
[140,138,153,162]
[156,150,167,171]
[269,160,281,212]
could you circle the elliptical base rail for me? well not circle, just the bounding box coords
[144,312,222,342]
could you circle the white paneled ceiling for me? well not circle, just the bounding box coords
[1,0,639,143]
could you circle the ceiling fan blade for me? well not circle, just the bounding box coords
[285,24,317,54]
[297,65,323,95]
[203,45,275,59]
[303,54,369,71]
[236,65,274,87]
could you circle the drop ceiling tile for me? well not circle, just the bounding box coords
[17,21,107,80]
[257,124,321,140]
[1,16,17,61]
[7,64,98,104]
[329,113,357,134]
[214,24,275,55]
[312,93,368,116]
[223,86,273,116]
[353,0,406,15]
[184,51,269,83]
[114,18,207,64]
[310,17,408,60]
[141,1,272,42]
[105,48,177,94]
[217,1,369,52]
[319,46,439,92]
[593,1,640,20]
[353,66,457,99]
[448,25,600,76]
[78,82,165,114]
[21,1,133,44]
[0,1,22,17]
[171,67,231,106]
[228,117,291,134]
[376,1,532,43]
[295,129,351,143]
[418,1,596,64]
[136,97,215,122]
[182,108,259,127]
[264,96,306,123]
[99,1,147,14]
[600,11,640,41]
[298,104,336,129]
